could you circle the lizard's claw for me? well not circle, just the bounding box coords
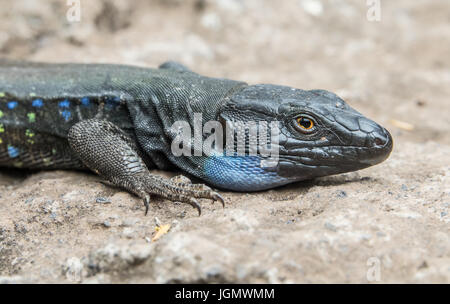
[187,198,202,216]
[136,176,224,216]
[143,194,150,216]
[211,192,225,208]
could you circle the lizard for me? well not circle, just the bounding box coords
[0,60,393,215]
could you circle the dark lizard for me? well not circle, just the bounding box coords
[0,60,393,215]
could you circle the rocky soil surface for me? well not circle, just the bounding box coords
[0,0,448,283]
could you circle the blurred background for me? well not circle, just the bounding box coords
[0,0,449,283]
[0,0,449,147]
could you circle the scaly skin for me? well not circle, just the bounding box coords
[0,60,393,215]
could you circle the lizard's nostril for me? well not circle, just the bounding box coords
[372,128,392,150]
[374,137,385,146]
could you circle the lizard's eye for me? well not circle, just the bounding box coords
[295,115,316,133]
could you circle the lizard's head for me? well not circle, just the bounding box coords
[204,84,393,191]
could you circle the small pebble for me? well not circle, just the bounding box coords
[418,261,428,269]
[96,197,111,204]
[416,99,426,107]
[154,217,161,227]
[376,231,386,237]
[324,222,337,232]
[337,190,347,198]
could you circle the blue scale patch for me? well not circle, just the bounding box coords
[61,110,71,121]
[58,99,70,108]
[7,101,18,109]
[105,96,121,109]
[7,145,20,158]
[58,99,72,121]
[203,154,292,191]
[32,99,44,107]
[81,97,90,106]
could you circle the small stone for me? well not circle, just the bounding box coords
[360,234,372,241]
[376,231,386,237]
[103,221,111,228]
[418,261,428,269]
[416,100,426,107]
[324,222,337,232]
[154,217,161,227]
[337,190,347,198]
[401,184,408,191]
[96,197,111,204]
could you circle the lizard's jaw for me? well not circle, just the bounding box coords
[201,127,392,192]
[276,125,393,179]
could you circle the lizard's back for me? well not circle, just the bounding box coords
[0,61,150,169]
[0,60,242,170]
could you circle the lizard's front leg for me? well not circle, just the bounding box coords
[67,119,224,215]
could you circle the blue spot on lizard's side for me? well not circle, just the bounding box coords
[7,145,20,158]
[61,110,71,121]
[59,99,70,108]
[81,97,90,106]
[105,96,121,109]
[32,99,44,107]
[58,99,71,121]
[7,101,18,109]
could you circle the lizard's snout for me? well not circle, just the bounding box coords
[361,126,393,166]
[370,127,392,149]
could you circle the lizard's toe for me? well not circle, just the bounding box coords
[170,175,192,184]
[211,192,225,208]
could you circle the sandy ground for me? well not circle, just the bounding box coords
[0,0,448,283]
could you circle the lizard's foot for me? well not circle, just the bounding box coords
[68,119,224,216]
[170,175,192,184]
[138,174,224,216]
[170,175,225,206]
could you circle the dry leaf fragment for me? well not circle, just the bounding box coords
[151,224,171,242]
[389,119,415,131]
